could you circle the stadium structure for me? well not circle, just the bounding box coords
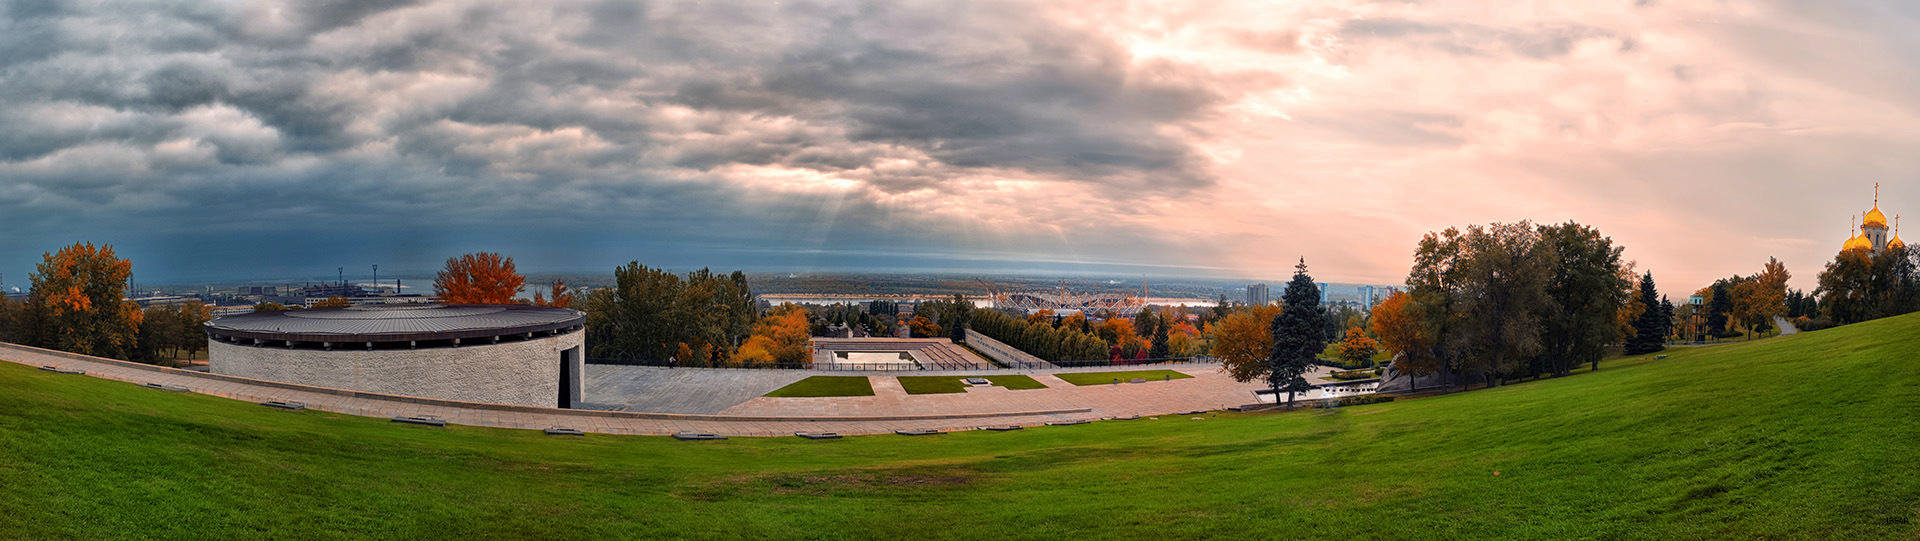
[979,280,1147,316]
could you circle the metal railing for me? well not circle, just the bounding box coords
[1045,356,1217,368]
[585,358,809,370]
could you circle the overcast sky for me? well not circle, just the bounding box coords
[3,0,1917,292]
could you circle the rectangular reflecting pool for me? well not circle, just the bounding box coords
[834,351,921,367]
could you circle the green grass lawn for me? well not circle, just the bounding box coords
[897,375,1048,394]
[763,376,874,397]
[4,313,1920,539]
[1051,369,1193,386]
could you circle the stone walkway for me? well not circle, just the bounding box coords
[1774,316,1799,336]
[1,343,1092,437]
[716,365,1354,418]
[6,344,1330,437]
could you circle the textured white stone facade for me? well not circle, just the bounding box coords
[210,332,584,408]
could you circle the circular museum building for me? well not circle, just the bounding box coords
[206,304,586,408]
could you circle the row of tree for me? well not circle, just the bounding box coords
[0,243,211,366]
[1368,221,1641,389]
[581,263,758,365]
[1814,246,1920,326]
[966,309,1110,363]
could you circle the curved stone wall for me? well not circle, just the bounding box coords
[210,332,584,408]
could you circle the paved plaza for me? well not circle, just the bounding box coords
[5,342,1365,437]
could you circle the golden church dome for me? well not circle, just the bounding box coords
[1864,206,1889,229]
[1844,234,1872,252]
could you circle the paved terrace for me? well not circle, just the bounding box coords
[4,342,1355,437]
[1,343,1087,437]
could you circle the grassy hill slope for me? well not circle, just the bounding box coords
[3,314,1918,540]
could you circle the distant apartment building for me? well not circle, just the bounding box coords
[1358,285,1377,308]
[1245,283,1269,306]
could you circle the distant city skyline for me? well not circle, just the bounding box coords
[6,1,1920,292]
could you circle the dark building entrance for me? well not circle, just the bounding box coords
[559,346,582,408]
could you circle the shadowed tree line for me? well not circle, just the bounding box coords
[1370,221,1643,391]
[0,243,210,366]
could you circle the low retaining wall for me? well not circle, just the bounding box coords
[964,329,1053,369]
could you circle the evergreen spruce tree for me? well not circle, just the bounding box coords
[1708,283,1734,336]
[1659,295,1676,340]
[1268,258,1324,407]
[1625,272,1667,355]
[1150,319,1171,359]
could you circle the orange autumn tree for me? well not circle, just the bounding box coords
[1731,257,1791,339]
[533,278,573,308]
[1211,305,1283,383]
[28,242,143,360]
[1339,327,1380,368]
[736,304,813,366]
[1167,321,1203,357]
[1370,290,1439,389]
[434,252,526,304]
[907,315,944,338]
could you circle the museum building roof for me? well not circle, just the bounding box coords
[206,304,584,345]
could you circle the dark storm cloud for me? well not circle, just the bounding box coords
[0,0,1241,281]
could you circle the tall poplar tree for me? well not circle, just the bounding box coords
[1268,259,1324,407]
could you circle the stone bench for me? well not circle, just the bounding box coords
[979,425,1023,431]
[391,415,446,427]
[795,432,842,440]
[543,427,586,436]
[38,366,86,375]
[1044,420,1089,426]
[143,383,190,392]
[672,432,726,441]
[895,429,943,436]
[261,400,307,411]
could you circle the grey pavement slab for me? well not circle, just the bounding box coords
[583,365,813,414]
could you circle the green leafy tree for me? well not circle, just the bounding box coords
[584,263,756,363]
[1132,309,1157,342]
[1538,222,1631,375]
[0,295,34,345]
[1446,223,1550,387]
[1407,228,1466,388]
